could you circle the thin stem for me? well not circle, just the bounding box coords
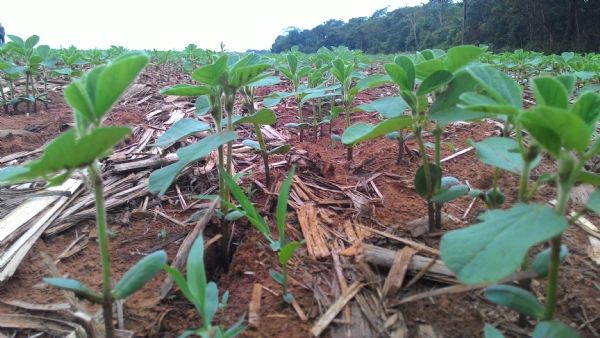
[90,162,114,338]
[433,125,443,228]
[544,159,580,320]
[416,126,434,230]
[254,123,271,188]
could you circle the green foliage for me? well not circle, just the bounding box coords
[441,204,568,284]
[149,132,238,196]
[165,235,245,338]
[484,284,545,319]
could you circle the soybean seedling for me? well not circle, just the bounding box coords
[164,235,244,338]
[441,68,600,337]
[0,53,167,338]
[150,53,271,265]
[239,75,290,188]
[222,166,302,303]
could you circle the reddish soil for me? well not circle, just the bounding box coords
[0,67,598,338]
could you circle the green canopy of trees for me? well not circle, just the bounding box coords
[271,0,599,54]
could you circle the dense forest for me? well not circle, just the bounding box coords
[271,0,600,54]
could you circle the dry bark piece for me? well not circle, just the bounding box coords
[297,204,330,258]
[248,283,263,328]
[407,212,454,237]
[381,247,417,299]
[417,325,443,338]
[310,282,363,337]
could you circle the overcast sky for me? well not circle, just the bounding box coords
[1,0,422,52]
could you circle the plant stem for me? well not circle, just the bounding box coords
[415,126,434,230]
[90,162,114,338]
[545,161,578,320]
[254,123,271,188]
[433,125,442,228]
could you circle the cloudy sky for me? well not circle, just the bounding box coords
[1,0,422,51]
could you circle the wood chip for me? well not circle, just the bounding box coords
[406,213,454,237]
[248,283,262,328]
[417,325,443,338]
[441,147,473,163]
[353,244,454,282]
[355,224,439,256]
[382,247,417,299]
[587,236,600,265]
[310,282,363,337]
[297,204,330,258]
[0,179,82,282]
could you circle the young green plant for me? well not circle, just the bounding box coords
[0,52,167,338]
[164,235,244,338]
[222,166,302,303]
[441,69,600,337]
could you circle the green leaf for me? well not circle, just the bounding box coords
[472,137,540,174]
[221,168,274,244]
[459,92,519,116]
[263,91,294,107]
[417,70,453,96]
[357,74,391,91]
[531,245,568,277]
[445,45,483,73]
[279,241,302,265]
[204,282,219,324]
[248,75,281,88]
[484,324,505,338]
[533,321,580,338]
[466,65,522,109]
[414,164,442,199]
[485,284,544,319]
[94,52,149,120]
[341,117,413,147]
[532,77,569,109]
[268,144,291,155]
[242,140,261,151]
[441,204,569,284]
[149,132,237,196]
[164,265,197,307]
[25,35,40,50]
[188,235,208,314]
[276,166,296,249]
[151,119,210,149]
[270,270,284,285]
[2,127,130,183]
[287,54,298,75]
[572,92,600,126]
[230,63,271,88]
[195,95,211,116]
[356,96,408,119]
[432,184,468,203]
[556,74,576,96]
[576,171,600,185]
[112,250,167,300]
[192,55,228,85]
[429,70,487,125]
[43,278,102,303]
[385,63,410,91]
[520,106,591,155]
[235,108,276,125]
[586,189,600,216]
[224,315,246,337]
[394,55,415,90]
[160,84,211,96]
[64,81,95,124]
[415,59,444,80]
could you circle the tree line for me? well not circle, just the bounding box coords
[271,0,600,54]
